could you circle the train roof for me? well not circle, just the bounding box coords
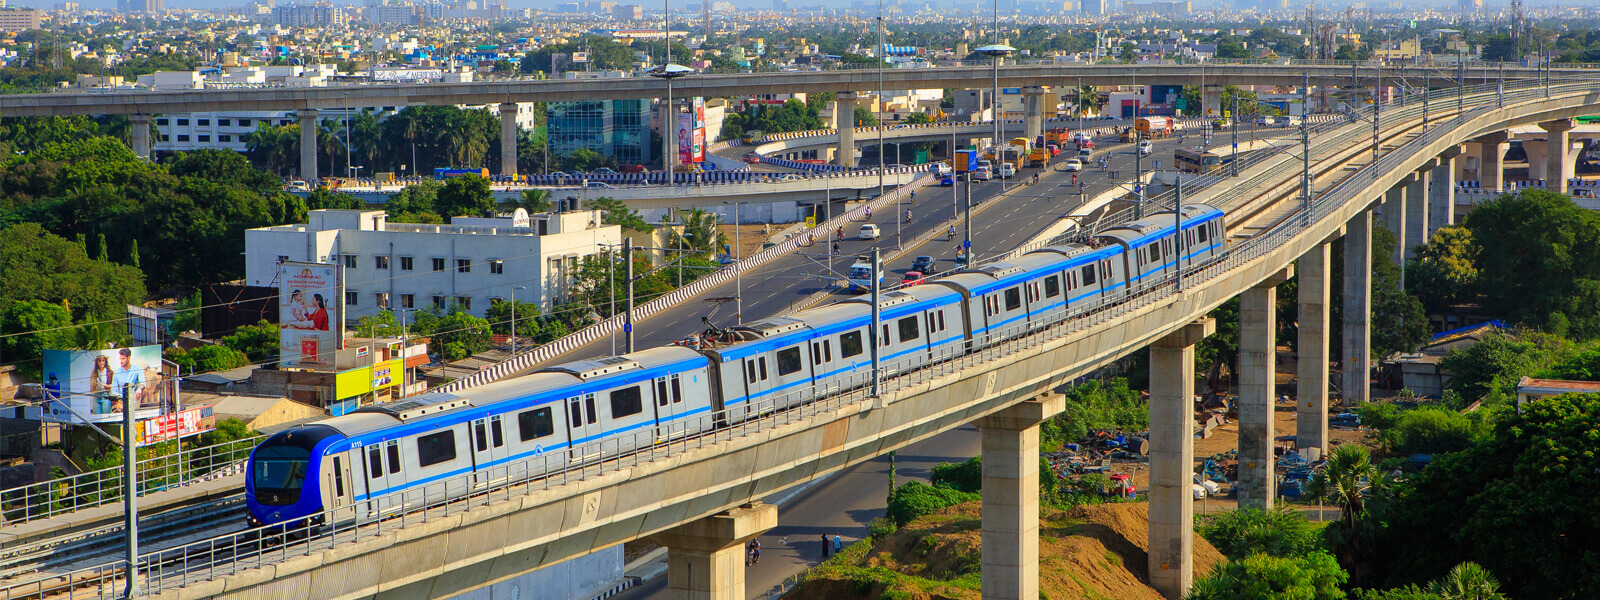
[1094,204,1223,248]
[1030,242,1123,262]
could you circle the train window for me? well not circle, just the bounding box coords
[1148,245,1161,263]
[1198,224,1209,241]
[898,316,920,342]
[1101,261,1111,279]
[610,386,643,418]
[656,377,670,406]
[926,313,936,334]
[777,347,802,376]
[758,357,769,380]
[416,431,457,468]
[491,417,504,448]
[746,360,758,384]
[332,457,345,498]
[585,394,598,424]
[387,442,401,475]
[1004,288,1022,311]
[569,398,583,428]
[671,374,683,403]
[938,312,946,331]
[811,342,822,365]
[367,447,382,477]
[1044,276,1060,298]
[519,407,555,441]
[882,324,891,347]
[1081,265,1097,286]
[840,331,864,358]
[823,340,833,361]
[475,422,489,452]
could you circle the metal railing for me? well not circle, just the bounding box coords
[1,437,259,529]
[7,74,1594,600]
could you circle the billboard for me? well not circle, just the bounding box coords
[37,346,169,424]
[279,261,342,368]
[135,405,216,447]
[678,114,705,165]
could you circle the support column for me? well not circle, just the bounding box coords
[647,503,777,600]
[1297,243,1330,461]
[834,92,858,168]
[662,99,679,173]
[1201,84,1224,118]
[1380,180,1408,272]
[1544,119,1576,194]
[978,396,1066,600]
[1239,268,1291,510]
[1523,138,1548,184]
[128,114,152,160]
[1023,87,1047,142]
[1405,166,1431,260]
[500,102,519,177]
[1475,132,1508,191]
[1342,210,1373,407]
[1431,148,1459,235]
[298,108,319,182]
[1149,318,1216,600]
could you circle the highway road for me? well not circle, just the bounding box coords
[529,128,1204,367]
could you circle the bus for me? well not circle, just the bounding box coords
[1174,148,1234,174]
[434,168,490,179]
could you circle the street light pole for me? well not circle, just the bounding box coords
[724,201,748,323]
[869,247,882,397]
[510,285,526,354]
[624,237,635,353]
[122,386,138,599]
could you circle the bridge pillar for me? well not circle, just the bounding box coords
[1474,132,1509,191]
[1201,85,1224,118]
[977,396,1065,600]
[128,114,151,160]
[1342,210,1373,406]
[1405,166,1431,261]
[1544,119,1577,194]
[835,92,858,168]
[500,102,519,177]
[1239,268,1291,510]
[1297,243,1331,461]
[1380,180,1408,279]
[1023,87,1048,142]
[662,99,680,173]
[1149,318,1215,600]
[647,502,777,600]
[298,108,319,182]
[1431,148,1459,235]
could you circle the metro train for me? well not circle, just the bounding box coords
[245,204,1228,528]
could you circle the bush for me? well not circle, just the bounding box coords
[1198,507,1325,560]
[1353,402,1408,430]
[885,481,978,527]
[929,457,981,493]
[1041,378,1147,448]
[1382,407,1480,456]
[1186,551,1348,600]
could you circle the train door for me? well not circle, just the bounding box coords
[651,375,684,441]
[811,337,839,394]
[362,443,391,516]
[740,355,773,414]
[324,450,354,513]
[469,416,509,485]
[769,344,812,408]
[565,393,603,462]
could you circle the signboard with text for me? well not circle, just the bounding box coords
[278,261,342,368]
[136,405,216,447]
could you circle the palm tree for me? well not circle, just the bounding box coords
[1073,85,1098,117]
[350,109,383,171]
[1307,443,1382,583]
[1428,562,1506,600]
[670,208,725,255]
[317,118,342,177]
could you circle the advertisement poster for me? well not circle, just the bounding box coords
[37,346,168,424]
[135,405,217,447]
[279,261,341,368]
[678,112,694,166]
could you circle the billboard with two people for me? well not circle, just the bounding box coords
[38,345,169,424]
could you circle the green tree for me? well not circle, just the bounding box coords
[0,223,146,321]
[668,207,725,254]
[585,197,654,232]
[884,481,978,527]
[354,310,401,338]
[852,106,878,127]
[412,307,492,361]
[484,299,543,337]
[1186,552,1348,600]
[305,188,365,209]
[1199,507,1324,560]
[519,188,553,213]
[1040,378,1147,447]
[435,175,493,217]
[165,344,250,373]
[1438,329,1565,405]
[1307,444,1388,585]
[221,319,279,363]
[902,112,933,124]
[929,456,982,493]
[1371,227,1429,357]
[1406,226,1479,314]
[0,300,73,372]
[1462,190,1600,338]
[386,179,445,223]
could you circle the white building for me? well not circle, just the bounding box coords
[244,209,622,320]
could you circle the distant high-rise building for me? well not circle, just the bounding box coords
[367,3,419,24]
[772,0,787,10]
[612,3,641,19]
[546,99,652,166]
[0,8,42,30]
[117,0,162,13]
[1081,0,1104,14]
[272,3,347,26]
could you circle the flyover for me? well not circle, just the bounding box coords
[7,75,1598,600]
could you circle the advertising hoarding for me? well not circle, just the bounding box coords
[36,346,168,424]
[678,112,694,165]
[278,261,342,368]
[135,405,216,447]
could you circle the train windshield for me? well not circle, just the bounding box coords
[253,444,311,506]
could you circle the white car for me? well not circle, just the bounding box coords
[1138,140,1153,156]
[973,167,992,181]
[1063,158,1083,172]
[931,162,953,175]
[1257,116,1276,126]
[859,224,881,240]
[1000,163,1016,177]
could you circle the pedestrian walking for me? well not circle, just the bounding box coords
[832,535,843,555]
[821,534,831,558]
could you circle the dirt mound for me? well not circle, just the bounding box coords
[790,502,1226,600]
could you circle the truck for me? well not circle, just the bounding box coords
[1135,116,1176,138]
[954,149,979,174]
[847,259,882,292]
[1045,127,1072,146]
[1027,147,1049,168]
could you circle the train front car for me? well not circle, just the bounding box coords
[245,424,345,529]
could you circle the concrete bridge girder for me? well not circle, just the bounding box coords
[143,87,1600,600]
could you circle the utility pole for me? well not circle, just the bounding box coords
[122,386,138,599]
[1173,178,1183,293]
[624,237,635,353]
[963,173,973,266]
[1230,96,1239,177]
[869,247,881,397]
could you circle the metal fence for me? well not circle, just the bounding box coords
[0,437,259,528]
[5,75,1593,600]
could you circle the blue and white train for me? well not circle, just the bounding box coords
[245,204,1227,528]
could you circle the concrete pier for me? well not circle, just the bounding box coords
[128,114,151,160]
[1023,87,1047,142]
[1544,119,1576,194]
[1342,210,1372,406]
[1474,132,1509,191]
[298,108,319,182]
[647,503,777,600]
[1149,318,1215,600]
[1239,269,1290,510]
[1201,85,1225,118]
[1380,182,1406,274]
[1430,148,1458,235]
[500,102,519,177]
[978,396,1065,600]
[834,92,858,168]
[1404,167,1430,260]
[1296,243,1330,460]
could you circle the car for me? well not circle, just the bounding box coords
[1078,139,1095,150]
[900,271,926,287]
[1000,163,1016,177]
[1063,158,1083,172]
[1283,115,1303,127]
[1211,118,1231,129]
[593,167,618,174]
[1078,148,1093,159]
[1138,140,1153,156]
[1257,116,1276,126]
[941,175,956,187]
[931,162,953,175]
[859,224,881,240]
[550,171,570,178]
[911,255,937,275]
[288,180,309,191]
[973,167,992,181]
[586,181,613,188]
[1047,144,1061,156]
[742,153,762,164]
